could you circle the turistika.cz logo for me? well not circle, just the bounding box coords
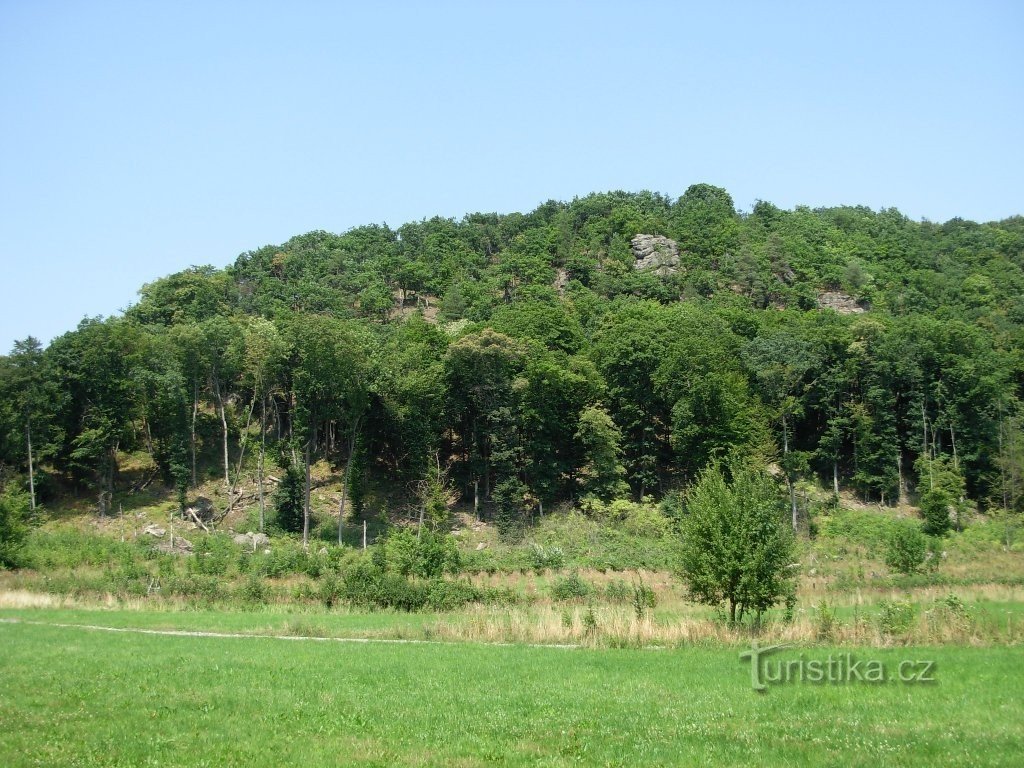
[740,642,937,691]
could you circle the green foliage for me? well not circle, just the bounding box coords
[380,528,460,579]
[631,578,656,619]
[920,487,953,536]
[4,186,1024,559]
[877,599,917,636]
[814,601,838,641]
[677,462,796,623]
[272,461,305,535]
[550,571,593,601]
[0,488,30,567]
[885,522,929,574]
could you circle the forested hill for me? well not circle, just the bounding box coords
[3,184,1024,532]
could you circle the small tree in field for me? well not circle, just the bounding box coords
[678,462,796,624]
[885,521,928,574]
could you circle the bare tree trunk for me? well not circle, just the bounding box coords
[214,376,229,487]
[473,478,480,520]
[224,394,257,516]
[783,413,797,531]
[258,394,266,533]
[897,452,908,505]
[26,419,36,512]
[302,438,312,550]
[832,460,839,496]
[191,382,198,487]
[950,424,959,470]
[362,519,366,549]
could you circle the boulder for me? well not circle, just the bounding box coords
[631,234,680,276]
[142,524,166,538]
[233,532,271,549]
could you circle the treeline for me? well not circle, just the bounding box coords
[2,185,1023,539]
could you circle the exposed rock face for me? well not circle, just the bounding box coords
[233,532,271,549]
[631,234,680,276]
[553,267,570,295]
[817,291,866,314]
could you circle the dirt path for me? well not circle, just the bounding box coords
[0,616,582,650]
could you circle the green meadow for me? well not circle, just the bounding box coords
[1,615,1021,767]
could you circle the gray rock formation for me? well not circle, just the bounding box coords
[631,235,680,276]
[817,291,866,314]
[233,532,271,550]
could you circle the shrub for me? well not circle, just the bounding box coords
[604,579,631,603]
[878,599,917,637]
[238,574,270,604]
[381,528,460,579]
[920,488,952,536]
[0,489,30,568]
[631,579,656,619]
[425,579,482,611]
[815,601,838,641]
[550,571,593,601]
[188,534,234,576]
[528,543,565,572]
[885,523,928,575]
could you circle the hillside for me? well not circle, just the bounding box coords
[1,184,1023,549]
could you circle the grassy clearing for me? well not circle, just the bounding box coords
[1,619,1021,767]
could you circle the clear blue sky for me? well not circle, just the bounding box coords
[2,1,1022,351]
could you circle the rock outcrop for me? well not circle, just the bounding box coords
[817,291,866,314]
[631,234,680,276]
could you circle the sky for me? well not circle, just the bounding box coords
[1,1,1022,351]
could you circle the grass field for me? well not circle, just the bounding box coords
[1,612,1022,767]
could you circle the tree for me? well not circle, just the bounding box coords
[5,337,58,511]
[677,462,796,624]
[574,405,627,501]
[240,318,288,532]
[885,522,928,574]
[272,457,305,535]
[0,487,29,568]
[742,331,816,529]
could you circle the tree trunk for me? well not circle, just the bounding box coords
[26,419,36,513]
[214,376,229,487]
[258,395,266,533]
[897,452,908,505]
[832,460,839,497]
[782,413,797,531]
[729,599,737,625]
[191,382,198,487]
[302,437,312,550]
[473,478,480,520]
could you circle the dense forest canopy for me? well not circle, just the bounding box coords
[2,185,1023,539]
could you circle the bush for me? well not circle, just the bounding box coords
[528,543,565,572]
[920,488,952,536]
[550,571,593,601]
[885,523,929,575]
[631,579,656,619]
[425,579,482,611]
[815,601,838,641]
[237,574,270,604]
[877,599,917,637]
[381,528,460,579]
[604,579,631,603]
[0,489,30,568]
[188,534,234,576]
